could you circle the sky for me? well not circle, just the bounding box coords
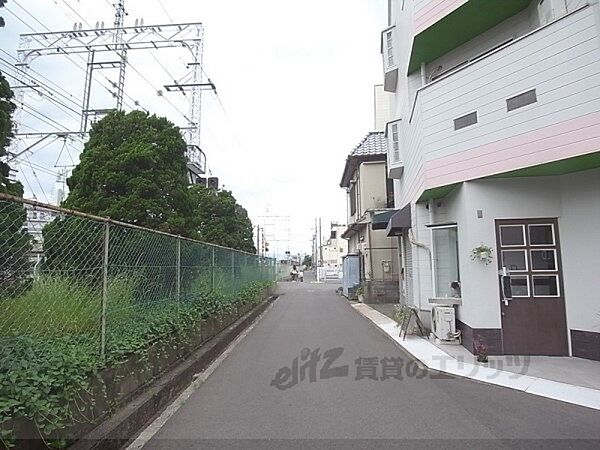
[0,0,387,257]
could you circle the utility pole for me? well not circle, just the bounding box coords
[256,225,260,256]
[11,12,211,179]
[318,218,323,266]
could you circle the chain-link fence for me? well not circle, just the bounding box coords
[0,193,277,359]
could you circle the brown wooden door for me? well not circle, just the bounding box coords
[496,219,569,356]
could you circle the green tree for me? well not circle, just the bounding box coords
[0,1,6,28]
[63,110,194,236]
[0,7,32,296]
[302,255,312,267]
[189,185,256,254]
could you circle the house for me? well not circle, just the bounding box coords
[381,0,600,360]
[320,222,348,270]
[340,132,400,303]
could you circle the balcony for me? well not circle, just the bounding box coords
[405,4,600,197]
[381,25,398,92]
[409,0,531,74]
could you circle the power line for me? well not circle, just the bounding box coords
[0,64,82,119]
[16,161,37,197]
[0,49,84,109]
[6,3,136,111]
[156,0,175,23]
[22,153,50,203]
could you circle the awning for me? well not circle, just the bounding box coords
[386,203,412,236]
[371,210,396,230]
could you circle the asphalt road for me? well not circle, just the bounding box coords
[144,276,600,449]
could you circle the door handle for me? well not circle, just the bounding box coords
[499,267,512,306]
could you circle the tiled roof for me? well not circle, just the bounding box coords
[349,131,387,157]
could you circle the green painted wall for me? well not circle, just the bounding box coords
[408,0,531,74]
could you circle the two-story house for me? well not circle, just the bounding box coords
[340,132,400,303]
[381,0,600,361]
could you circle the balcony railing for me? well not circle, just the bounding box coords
[403,4,598,188]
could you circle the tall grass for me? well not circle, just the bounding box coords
[0,276,100,337]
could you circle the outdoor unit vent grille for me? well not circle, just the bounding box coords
[507,89,537,112]
[453,111,478,130]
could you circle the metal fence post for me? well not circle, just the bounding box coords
[101,221,109,358]
[211,246,215,291]
[231,251,235,291]
[176,237,181,313]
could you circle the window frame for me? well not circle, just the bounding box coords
[499,224,526,247]
[429,224,460,298]
[349,182,357,217]
[528,223,556,247]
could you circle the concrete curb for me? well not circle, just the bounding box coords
[350,301,600,411]
[71,295,279,450]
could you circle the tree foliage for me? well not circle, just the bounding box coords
[63,110,194,236]
[302,255,312,267]
[0,0,6,28]
[189,185,256,254]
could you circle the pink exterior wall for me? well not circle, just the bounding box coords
[414,0,468,35]
[411,112,600,201]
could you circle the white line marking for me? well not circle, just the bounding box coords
[126,301,276,449]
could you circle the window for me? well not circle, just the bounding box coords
[386,178,395,208]
[532,275,560,297]
[501,250,528,272]
[529,224,555,246]
[390,122,400,161]
[510,276,530,297]
[496,220,562,299]
[331,230,337,240]
[349,183,357,216]
[500,225,525,246]
[507,89,537,112]
[386,30,394,67]
[431,225,460,298]
[454,111,478,130]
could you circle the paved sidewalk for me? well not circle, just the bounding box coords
[141,282,600,448]
[353,302,600,411]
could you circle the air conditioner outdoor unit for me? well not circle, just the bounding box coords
[430,305,456,341]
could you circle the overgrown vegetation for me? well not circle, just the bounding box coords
[0,275,274,448]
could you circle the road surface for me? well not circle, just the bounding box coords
[143,276,600,448]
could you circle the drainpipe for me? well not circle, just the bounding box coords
[420,62,427,86]
[408,201,434,310]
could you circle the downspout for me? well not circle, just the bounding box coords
[408,200,434,310]
[367,223,374,282]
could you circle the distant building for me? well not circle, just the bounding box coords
[23,205,57,269]
[320,222,348,269]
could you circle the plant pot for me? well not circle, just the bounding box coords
[357,294,364,303]
[476,354,488,363]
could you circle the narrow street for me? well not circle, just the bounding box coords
[143,275,600,447]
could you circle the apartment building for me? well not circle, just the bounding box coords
[380,0,600,360]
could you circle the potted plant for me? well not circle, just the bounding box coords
[393,304,410,336]
[356,285,365,302]
[473,340,489,363]
[470,244,494,265]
